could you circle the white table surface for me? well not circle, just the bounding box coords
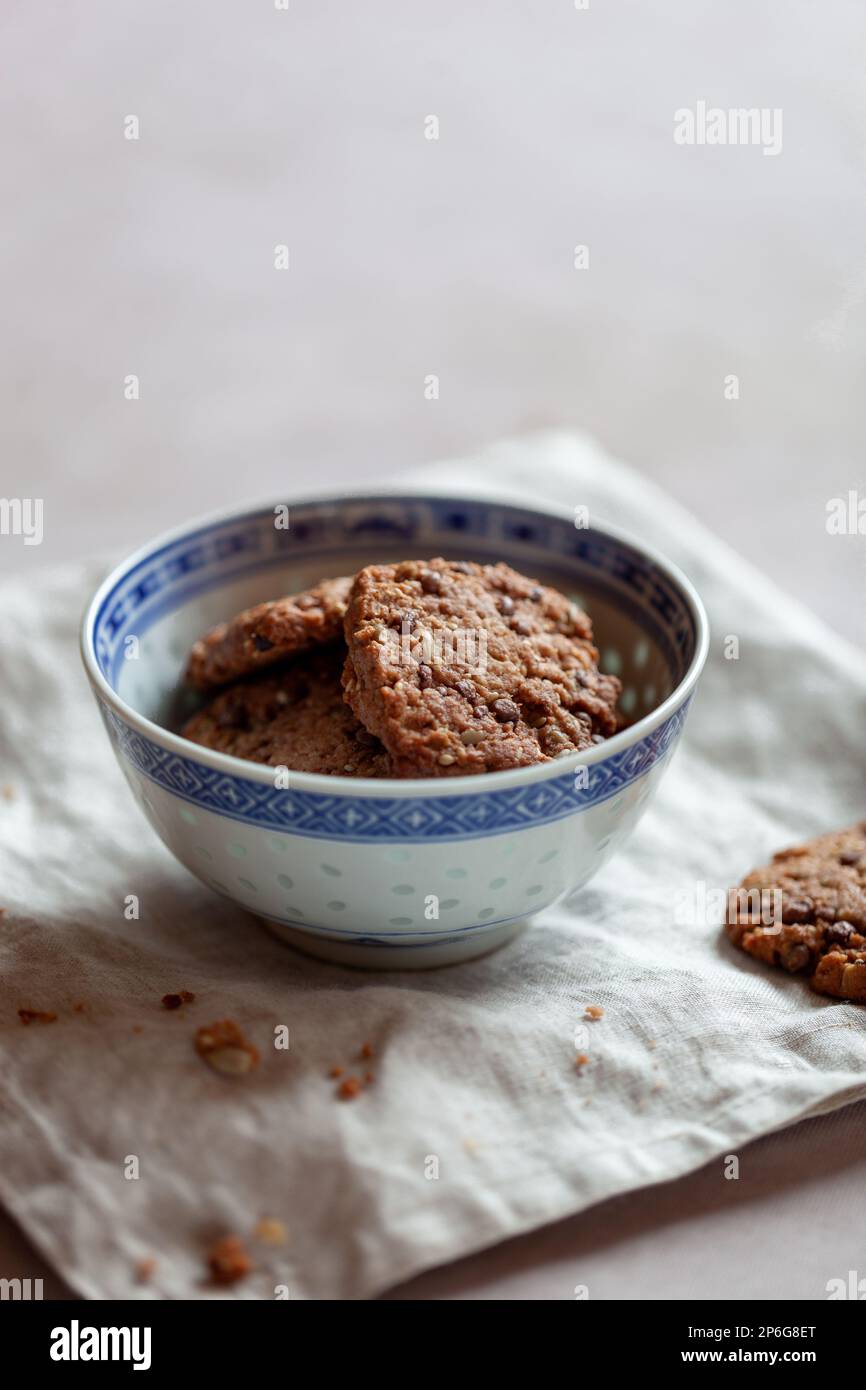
[2,0,864,1299]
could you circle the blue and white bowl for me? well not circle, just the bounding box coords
[81,493,708,968]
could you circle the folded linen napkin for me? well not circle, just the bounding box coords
[1,431,864,1300]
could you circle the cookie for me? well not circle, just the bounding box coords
[181,647,392,777]
[186,576,352,690]
[341,558,621,777]
[726,821,866,1002]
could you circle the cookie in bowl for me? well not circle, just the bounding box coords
[182,647,392,779]
[341,558,620,777]
[181,556,621,780]
[186,576,352,690]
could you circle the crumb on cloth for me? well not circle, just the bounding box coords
[18,1008,57,1025]
[207,1235,252,1286]
[162,990,195,1010]
[254,1218,287,1246]
[195,1020,259,1077]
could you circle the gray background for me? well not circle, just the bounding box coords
[1,0,864,1298]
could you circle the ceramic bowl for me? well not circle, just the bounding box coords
[80,492,708,968]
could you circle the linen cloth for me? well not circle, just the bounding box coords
[1,432,864,1301]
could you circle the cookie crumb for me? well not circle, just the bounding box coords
[18,1008,57,1025]
[364,1070,375,1085]
[162,990,195,1010]
[584,1005,604,1020]
[329,1065,344,1078]
[463,1137,479,1155]
[574,1053,589,1070]
[132,1025,143,1035]
[135,1257,156,1284]
[73,1002,87,1014]
[647,1038,657,1050]
[207,1235,252,1286]
[359,1041,374,1059]
[195,1020,259,1077]
[337,1075,363,1100]
[254,1217,287,1246]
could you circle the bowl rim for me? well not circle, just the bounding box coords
[80,487,710,799]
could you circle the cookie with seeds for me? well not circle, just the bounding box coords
[186,576,352,690]
[726,820,866,1001]
[341,558,620,777]
[181,647,392,777]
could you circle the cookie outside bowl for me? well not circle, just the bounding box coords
[80,491,708,969]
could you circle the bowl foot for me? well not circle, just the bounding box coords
[258,915,527,970]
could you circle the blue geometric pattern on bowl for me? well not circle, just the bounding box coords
[100,698,690,843]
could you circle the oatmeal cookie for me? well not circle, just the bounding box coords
[726,820,866,1002]
[186,576,352,690]
[181,647,391,777]
[341,558,620,777]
